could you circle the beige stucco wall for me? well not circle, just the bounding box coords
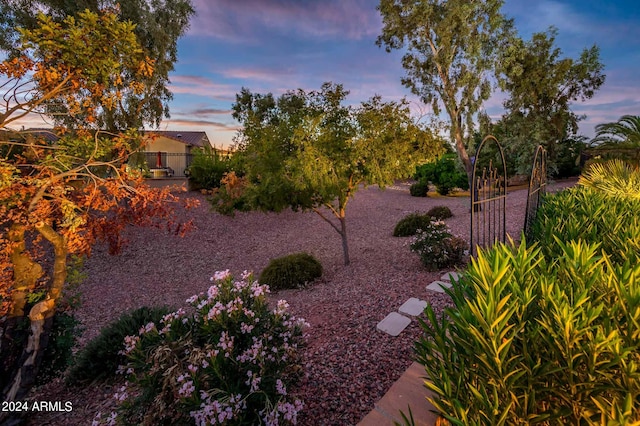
[145,137,190,154]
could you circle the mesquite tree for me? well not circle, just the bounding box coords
[229,82,444,265]
[0,10,193,408]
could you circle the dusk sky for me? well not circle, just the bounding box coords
[16,0,640,148]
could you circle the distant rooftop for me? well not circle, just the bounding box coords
[146,130,211,148]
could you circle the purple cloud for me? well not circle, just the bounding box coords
[189,0,381,42]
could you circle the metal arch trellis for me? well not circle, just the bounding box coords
[470,135,507,257]
[523,145,548,236]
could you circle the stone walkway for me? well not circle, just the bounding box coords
[359,271,461,425]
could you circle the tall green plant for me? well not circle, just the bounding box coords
[187,146,230,191]
[417,239,640,425]
[528,186,640,264]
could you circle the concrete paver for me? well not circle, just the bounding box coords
[398,297,428,317]
[358,362,440,426]
[425,280,452,293]
[377,312,412,336]
[440,271,461,282]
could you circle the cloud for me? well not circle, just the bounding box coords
[169,75,238,100]
[164,118,240,131]
[189,0,381,42]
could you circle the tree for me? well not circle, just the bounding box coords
[0,10,193,410]
[495,27,605,174]
[0,0,195,131]
[376,0,514,182]
[229,83,443,265]
[591,115,640,147]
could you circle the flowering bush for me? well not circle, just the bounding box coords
[410,220,467,271]
[94,270,307,426]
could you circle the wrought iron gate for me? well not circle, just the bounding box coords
[523,145,548,235]
[470,136,507,256]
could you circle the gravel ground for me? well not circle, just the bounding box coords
[25,178,577,426]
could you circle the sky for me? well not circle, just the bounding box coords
[13,0,640,148]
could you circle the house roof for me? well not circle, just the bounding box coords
[146,131,211,148]
[16,128,212,147]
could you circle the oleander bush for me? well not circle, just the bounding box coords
[259,253,322,291]
[97,271,307,426]
[393,213,433,237]
[528,186,640,265]
[67,306,171,384]
[409,220,467,271]
[409,180,429,197]
[417,239,640,425]
[426,205,453,220]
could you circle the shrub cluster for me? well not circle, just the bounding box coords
[409,180,429,197]
[259,252,322,291]
[409,220,467,271]
[67,306,172,384]
[417,162,640,424]
[187,146,231,191]
[95,271,307,426]
[393,213,433,237]
[426,205,453,220]
[414,154,469,196]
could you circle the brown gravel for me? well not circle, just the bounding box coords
[24,178,577,426]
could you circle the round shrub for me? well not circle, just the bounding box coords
[101,270,307,426]
[259,252,322,291]
[393,212,433,237]
[426,205,453,220]
[410,220,467,271]
[409,180,429,197]
[66,305,171,384]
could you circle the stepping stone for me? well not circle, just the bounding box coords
[398,297,427,317]
[426,280,452,293]
[377,312,411,336]
[441,271,461,282]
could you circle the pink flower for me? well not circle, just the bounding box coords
[213,269,231,281]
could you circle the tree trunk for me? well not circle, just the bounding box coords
[1,223,67,408]
[339,212,350,266]
[8,224,43,317]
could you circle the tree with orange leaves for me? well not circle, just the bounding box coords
[0,9,195,408]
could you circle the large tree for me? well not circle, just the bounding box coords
[0,10,192,410]
[376,0,514,181]
[230,82,444,265]
[495,27,605,174]
[0,0,194,131]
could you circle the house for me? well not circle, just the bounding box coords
[143,131,212,178]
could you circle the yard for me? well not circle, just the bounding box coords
[27,179,576,425]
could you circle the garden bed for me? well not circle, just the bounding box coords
[26,178,577,425]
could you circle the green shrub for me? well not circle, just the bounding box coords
[426,205,453,220]
[528,186,640,264]
[103,270,307,426]
[259,252,322,291]
[393,212,433,237]
[414,154,469,196]
[66,305,171,384]
[409,180,429,197]
[37,311,82,384]
[409,220,467,271]
[416,239,640,425]
[187,146,230,190]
